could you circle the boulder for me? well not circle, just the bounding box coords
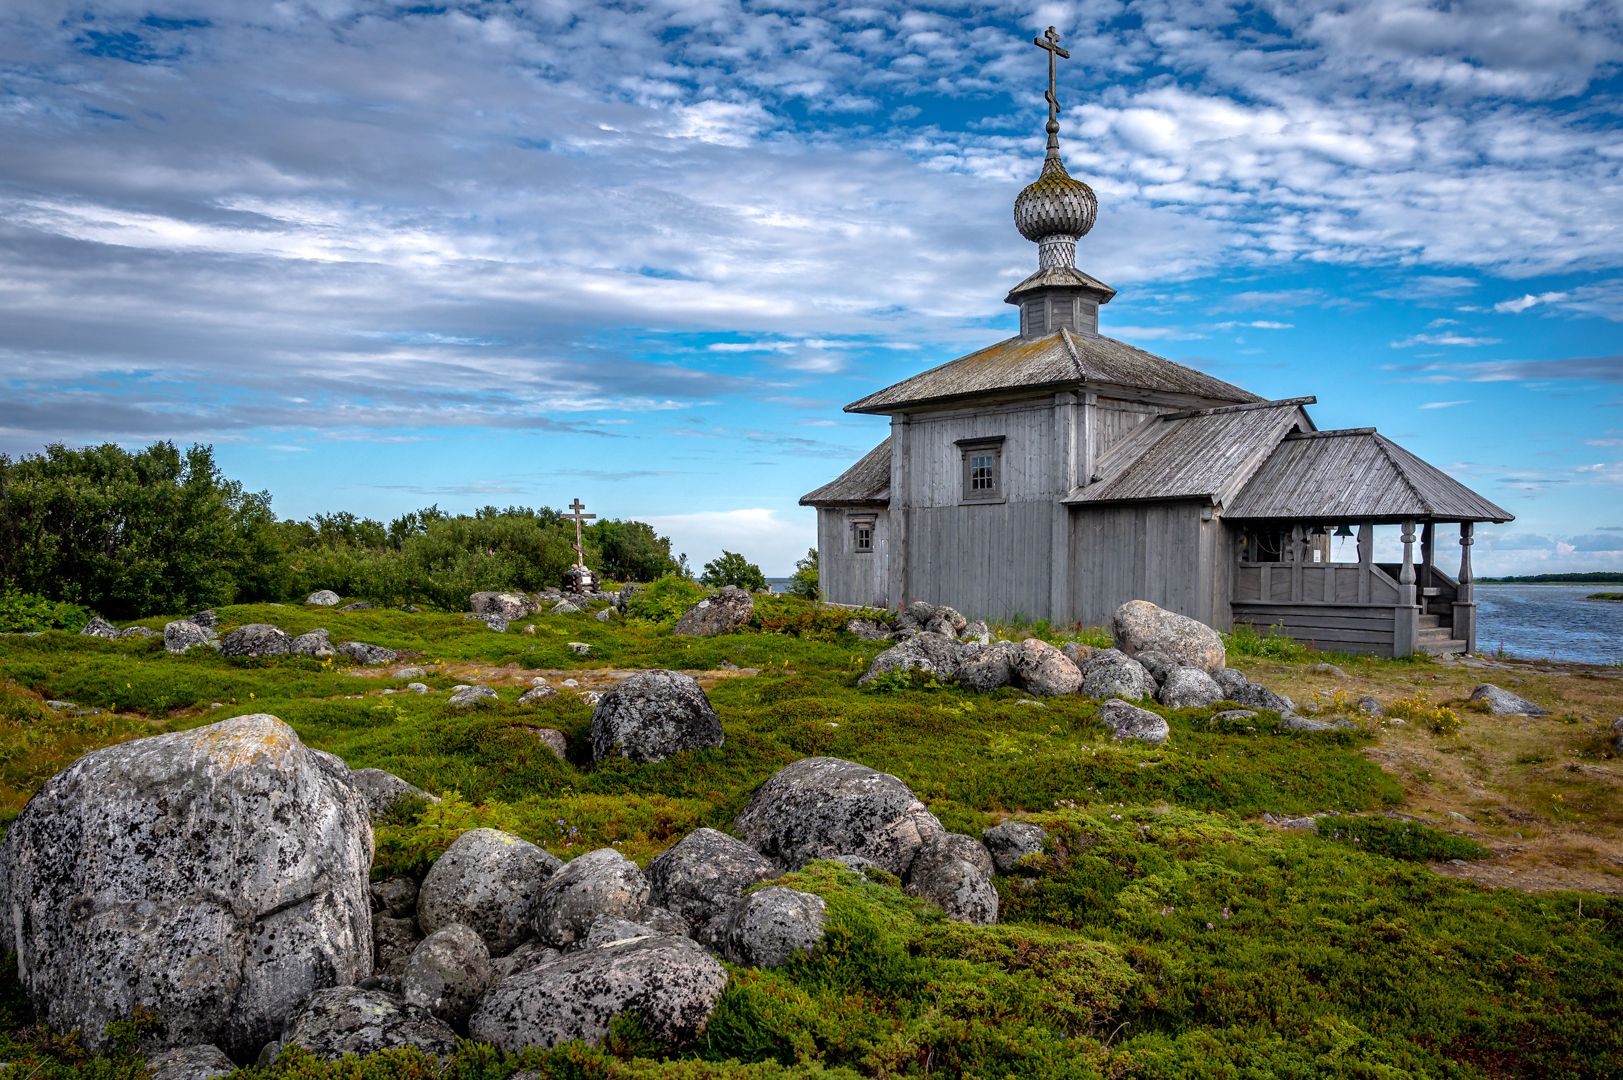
[1212,709,1260,724]
[144,1044,236,1080]
[497,940,562,979]
[374,915,423,981]
[418,828,562,956]
[0,714,372,1058]
[1011,638,1083,696]
[646,828,777,947]
[464,613,509,632]
[734,756,944,876]
[289,628,336,658]
[1060,642,1094,668]
[955,640,1017,693]
[1111,600,1225,673]
[163,619,217,654]
[1217,671,1296,714]
[1279,714,1341,733]
[595,608,613,623]
[672,585,754,637]
[220,623,291,658]
[583,914,659,948]
[79,616,120,639]
[402,923,495,1026]
[404,682,430,694]
[470,591,537,620]
[1158,667,1225,710]
[1357,695,1385,717]
[722,887,827,967]
[1469,684,1549,717]
[119,626,156,638]
[518,684,559,706]
[615,583,642,610]
[551,599,583,615]
[1132,649,1178,686]
[448,685,497,708]
[904,833,998,925]
[858,631,963,686]
[306,590,340,607]
[1311,662,1349,678]
[338,601,375,612]
[567,641,591,655]
[1080,649,1157,701]
[1096,698,1170,744]
[533,848,650,949]
[523,726,568,759]
[371,877,419,918]
[338,641,398,666]
[468,934,727,1051]
[982,821,1047,874]
[189,609,219,629]
[960,620,991,645]
[269,986,456,1061]
[350,767,435,820]
[590,670,723,764]
[395,665,427,679]
[846,618,893,641]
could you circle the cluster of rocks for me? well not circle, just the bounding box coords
[154,617,400,666]
[847,600,991,646]
[463,588,623,633]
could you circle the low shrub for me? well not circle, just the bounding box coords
[1224,622,1315,661]
[0,591,90,634]
[1315,814,1485,861]
[621,574,707,624]
[1387,692,1462,734]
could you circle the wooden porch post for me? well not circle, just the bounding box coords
[1356,522,1373,603]
[887,414,911,609]
[1453,522,1477,652]
[1395,519,1418,656]
[1289,523,1305,601]
[1420,521,1435,594]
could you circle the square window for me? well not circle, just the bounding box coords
[851,517,874,553]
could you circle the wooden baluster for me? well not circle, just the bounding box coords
[1399,520,1416,607]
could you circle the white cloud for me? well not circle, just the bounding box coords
[1419,400,1470,410]
[1494,291,1570,314]
[641,507,814,575]
[1390,332,1502,348]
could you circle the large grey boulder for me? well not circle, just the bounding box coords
[1111,600,1226,673]
[534,848,650,949]
[956,640,1017,693]
[269,986,456,1061]
[1097,698,1171,744]
[163,619,217,654]
[905,833,998,925]
[1080,649,1157,701]
[418,828,562,956]
[144,1044,236,1080]
[402,923,496,1027]
[289,628,336,658]
[189,609,219,629]
[464,612,509,632]
[734,757,944,876]
[858,631,964,686]
[467,934,727,1051]
[846,618,893,641]
[350,767,435,820]
[1158,667,1225,710]
[673,585,754,637]
[982,821,1047,874]
[590,670,724,763]
[470,591,537,621]
[497,940,562,979]
[79,616,120,639]
[722,887,827,967]
[1214,669,1296,714]
[0,714,372,1058]
[448,685,498,708]
[646,828,777,947]
[1469,684,1549,717]
[339,640,398,666]
[306,590,340,607]
[1011,638,1083,696]
[374,915,423,981]
[220,623,291,658]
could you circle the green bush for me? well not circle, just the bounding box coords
[0,591,90,634]
[1315,814,1485,861]
[699,550,767,592]
[1224,622,1315,661]
[788,548,819,600]
[622,574,708,624]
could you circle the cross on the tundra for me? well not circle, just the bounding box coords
[1034,26,1070,131]
[564,498,595,566]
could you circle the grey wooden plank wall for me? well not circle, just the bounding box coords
[1071,501,1217,626]
[906,502,1055,621]
[1229,601,1399,656]
[1093,399,1164,460]
[905,402,1055,507]
[817,509,890,607]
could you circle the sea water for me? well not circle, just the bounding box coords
[1474,584,1623,666]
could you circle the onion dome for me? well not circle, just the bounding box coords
[1014,145,1097,244]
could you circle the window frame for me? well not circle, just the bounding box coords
[956,436,1007,505]
[849,514,876,554]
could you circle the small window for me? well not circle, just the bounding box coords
[957,437,1005,504]
[850,516,875,554]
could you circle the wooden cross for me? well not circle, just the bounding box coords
[1034,26,1070,132]
[564,498,595,566]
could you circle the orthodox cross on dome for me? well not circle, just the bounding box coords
[564,498,595,567]
[1034,26,1070,154]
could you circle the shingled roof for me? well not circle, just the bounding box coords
[845,327,1260,414]
[1065,398,1314,506]
[1225,429,1514,523]
[799,439,891,507]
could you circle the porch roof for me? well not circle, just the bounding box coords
[799,438,891,507]
[1224,429,1513,523]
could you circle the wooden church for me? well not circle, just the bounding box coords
[802,29,1511,657]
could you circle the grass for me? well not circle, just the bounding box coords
[1586,592,1623,601]
[0,597,1619,1077]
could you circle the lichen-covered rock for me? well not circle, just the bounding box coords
[1469,684,1549,717]
[590,670,723,763]
[673,585,754,637]
[403,923,495,1026]
[955,640,1017,693]
[0,714,372,1058]
[1012,638,1083,696]
[846,618,893,641]
[1357,695,1385,717]
[163,619,217,654]
[905,833,998,925]
[1158,667,1224,710]
[339,601,375,612]
[1132,649,1178,686]
[496,940,561,979]
[982,821,1047,874]
[464,612,509,632]
[1080,649,1157,701]
[306,590,340,606]
[350,768,435,820]
[1111,600,1226,672]
[859,631,963,686]
[80,616,120,639]
[534,848,650,949]
[144,1043,236,1080]
[374,915,423,981]
[339,641,398,665]
[582,914,658,949]
[1279,714,1341,733]
[189,609,219,629]
[722,887,826,967]
[418,828,562,956]
[1097,698,1170,744]
[646,828,777,947]
[289,628,335,658]
[734,757,944,876]
[119,626,156,638]
[270,987,457,1061]
[519,682,559,706]
[219,623,291,658]
[960,619,991,645]
[448,685,498,708]
[470,591,537,621]
[467,934,726,1051]
[551,599,583,615]
[522,726,569,760]
[1060,642,1094,668]
[371,877,419,918]
[1214,670,1295,714]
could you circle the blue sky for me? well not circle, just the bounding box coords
[1,1,1620,576]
